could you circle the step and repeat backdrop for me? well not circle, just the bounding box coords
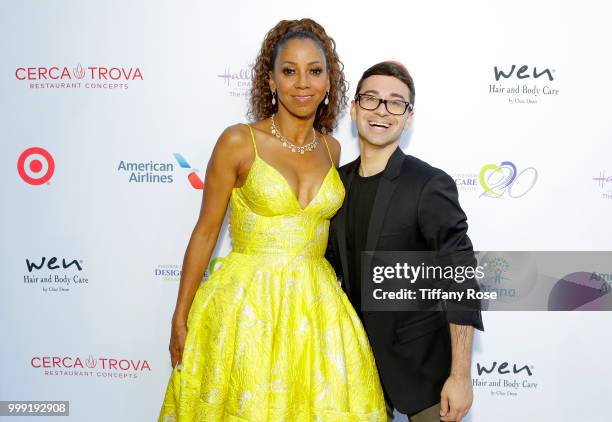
[2,0,611,421]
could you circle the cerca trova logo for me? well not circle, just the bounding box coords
[15,64,143,90]
[31,354,151,380]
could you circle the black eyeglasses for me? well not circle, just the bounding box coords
[355,93,413,115]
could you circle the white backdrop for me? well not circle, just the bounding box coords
[2,0,612,421]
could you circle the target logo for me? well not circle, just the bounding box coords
[17,147,55,185]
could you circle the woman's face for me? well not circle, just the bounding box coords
[269,37,330,119]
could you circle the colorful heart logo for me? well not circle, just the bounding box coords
[479,161,517,197]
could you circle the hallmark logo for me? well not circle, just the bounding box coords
[592,171,612,200]
[217,63,254,97]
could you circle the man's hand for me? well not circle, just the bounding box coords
[440,374,473,421]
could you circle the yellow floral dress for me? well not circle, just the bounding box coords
[158,124,386,421]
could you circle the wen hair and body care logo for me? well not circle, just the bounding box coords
[23,256,89,293]
[489,64,559,105]
[473,360,539,397]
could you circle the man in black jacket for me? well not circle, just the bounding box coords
[327,62,484,422]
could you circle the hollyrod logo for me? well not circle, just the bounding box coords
[15,63,143,90]
[31,354,151,380]
[217,62,254,97]
[489,64,559,105]
[479,161,538,199]
[17,147,55,185]
[592,171,612,200]
[173,153,204,189]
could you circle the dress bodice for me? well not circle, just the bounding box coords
[229,125,345,257]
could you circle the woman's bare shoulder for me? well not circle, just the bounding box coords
[218,123,251,146]
[323,133,341,166]
[212,123,255,160]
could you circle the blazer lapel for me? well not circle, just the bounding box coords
[365,147,406,252]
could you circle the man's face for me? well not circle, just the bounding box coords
[351,75,414,148]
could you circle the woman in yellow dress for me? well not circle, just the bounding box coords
[158,18,386,421]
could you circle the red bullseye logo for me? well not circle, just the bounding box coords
[17,147,55,185]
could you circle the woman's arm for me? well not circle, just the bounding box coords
[169,124,250,368]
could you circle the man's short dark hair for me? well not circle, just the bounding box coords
[355,61,415,106]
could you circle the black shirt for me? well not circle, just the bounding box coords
[346,167,383,314]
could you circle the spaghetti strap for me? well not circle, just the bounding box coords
[244,123,258,156]
[321,135,333,165]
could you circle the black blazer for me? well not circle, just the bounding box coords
[327,147,484,415]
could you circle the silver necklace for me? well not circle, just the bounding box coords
[270,114,319,154]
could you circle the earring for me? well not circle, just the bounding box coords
[271,91,277,106]
[324,91,329,105]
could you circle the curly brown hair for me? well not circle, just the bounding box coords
[248,18,348,134]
